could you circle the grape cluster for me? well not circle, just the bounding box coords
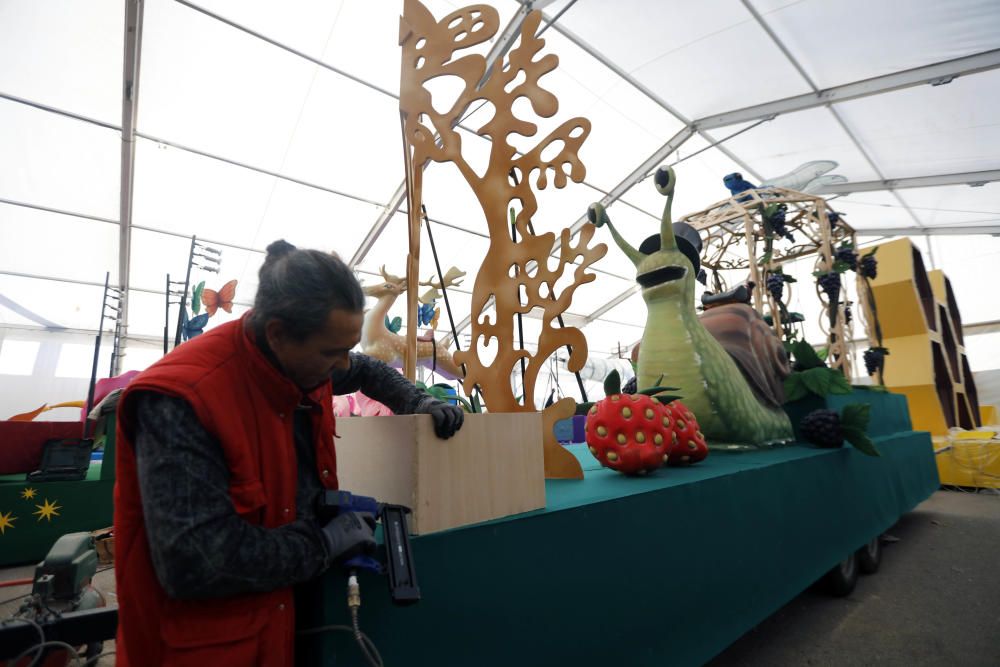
[860,254,878,280]
[817,271,842,304]
[835,245,858,271]
[828,211,841,227]
[844,303,853,326]
[766,274,785,301]
[622,375,637,394]
[767,204,794,242]
[863,347,887,376]
[800,409,843,448]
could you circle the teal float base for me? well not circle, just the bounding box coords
[306,422,938,666]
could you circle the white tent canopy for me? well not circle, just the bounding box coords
[1,0,998,414]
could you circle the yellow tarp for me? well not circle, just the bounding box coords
[935,430,1000,489]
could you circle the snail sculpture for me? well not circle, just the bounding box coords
[588,166,793,447]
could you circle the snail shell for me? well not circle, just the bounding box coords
[698,303,791,408]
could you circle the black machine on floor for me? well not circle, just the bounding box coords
[0,533,117,663]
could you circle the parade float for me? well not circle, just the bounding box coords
[300,3,940,666]
[1,3,972,666]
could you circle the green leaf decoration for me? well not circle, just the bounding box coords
[449,395,475,412]
[862,247,879,257]
[817,346,829,361]
[790,340,825,369]
[842,426,881,457]
[828,371,852,394]
[832,260,852,273]
[783,374,807,402]
[800,367,832,396]
[191,281,205,315]
[757,250,773,266]
[574,401,595,416]
[840,402,872,432]
[604,369,622,397]
[783,275,798,284]
[653,395,683,405]
[470,392,482,414]
[636,385,681,396]
[787,312,806,323]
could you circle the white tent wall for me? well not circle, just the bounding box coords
[1,0,998,410]
[0,328,111,421]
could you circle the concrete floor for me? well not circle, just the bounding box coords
[2,489,998,666]
[710,489,1000,667]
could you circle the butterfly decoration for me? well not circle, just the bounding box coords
[417,302,439,328]
[191,281,206,315]
[201,279,237,317]
[384,315,402,334]
[181,308,211,341]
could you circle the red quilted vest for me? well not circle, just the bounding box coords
[114,314,338,666]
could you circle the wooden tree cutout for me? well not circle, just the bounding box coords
[399,0,606,478]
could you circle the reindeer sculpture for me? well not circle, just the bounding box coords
[361,266,465,379]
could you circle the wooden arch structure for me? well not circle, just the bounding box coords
[679,186,877,377]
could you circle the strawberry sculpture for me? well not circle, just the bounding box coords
[665,400,708,466]
[584,371,679,475]
[584,371,709,474]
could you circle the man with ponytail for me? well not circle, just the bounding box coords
[113,239,464,665]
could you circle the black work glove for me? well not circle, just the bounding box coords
[320,511,376,564]
[417,397,465,439]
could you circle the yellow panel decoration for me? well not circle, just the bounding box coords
[869,238,981,435]
[398,0,607,478]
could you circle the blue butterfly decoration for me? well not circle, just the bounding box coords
[417,302,436,328]
[384,315,402,334]
[181,308,210,341]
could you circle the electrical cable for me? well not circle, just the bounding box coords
[2,616,45,665]
[298,622,384,667]
[4,615,84,667]
[81,649,116,666]
[351,607,384,667]
[295,572,385,666]
[13,641,82,667]
[0,591,32,607]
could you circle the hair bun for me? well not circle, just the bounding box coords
[265,239,296,260]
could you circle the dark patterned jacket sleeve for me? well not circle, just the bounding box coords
[330,352,432,414]
[132,391,331,600]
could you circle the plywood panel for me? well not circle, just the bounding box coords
[336,413,545,534]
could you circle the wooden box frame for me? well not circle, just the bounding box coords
[334,413,545,534]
